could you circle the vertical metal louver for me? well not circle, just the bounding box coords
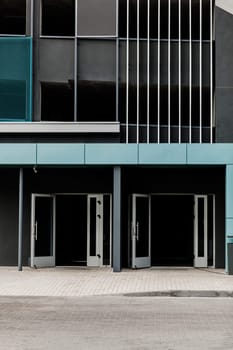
[119,0,215,143]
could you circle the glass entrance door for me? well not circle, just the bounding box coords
[132,194,151,269]
[87,194,104,267]
[194,195,208,268]
[30,194,56,268]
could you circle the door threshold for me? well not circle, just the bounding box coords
[150,266,194,270]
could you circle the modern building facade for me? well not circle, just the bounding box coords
[0,0,233,273]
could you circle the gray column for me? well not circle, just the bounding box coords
[113,166,121,272]
[18,168,24,271]
[225,165,233,274]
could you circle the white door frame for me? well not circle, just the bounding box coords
[132,194,151,269]
[87,194,104,267]
[194,195,208,268]
[30,193,56,268]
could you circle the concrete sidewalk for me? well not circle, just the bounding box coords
[0,267,233,297]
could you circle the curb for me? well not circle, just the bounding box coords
[124,290,233,298]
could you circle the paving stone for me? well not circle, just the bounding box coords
[0,267,232,297]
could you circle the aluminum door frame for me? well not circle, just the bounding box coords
[30,193,56,268]
[87,194,104,267]
[194,195,208,268]
[132,194,151,269]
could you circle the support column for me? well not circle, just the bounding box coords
[18,168,24,271]
[113,166,121,272]
[225,165,233,274]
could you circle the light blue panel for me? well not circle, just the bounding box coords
[85,144,138,164]
[187,144,233,164]
[226,219,233,239]
[0,144,36,164]
[226,165,233,218]
[138,144,186,164]
[37,144,85,165]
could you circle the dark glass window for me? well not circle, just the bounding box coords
[90,198,97,257]
[41,81,74,121]
[0,0,26,35]
[77,40,116,121]
[42,0,75,36]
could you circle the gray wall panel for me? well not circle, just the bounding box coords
[216,8,233,87]
[216,7,233,142]
[216,88,233,142]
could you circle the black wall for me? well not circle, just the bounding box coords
[0,166,225,268]
[0,168,113,266]
[121,166,225,268]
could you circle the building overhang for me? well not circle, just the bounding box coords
[0,143,232,166]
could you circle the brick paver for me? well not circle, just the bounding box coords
[0,267,232,297]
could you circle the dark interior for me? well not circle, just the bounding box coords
[77,81,116,122]
[56,195,87,266]
[42,0,75,36]
[35,196,53,258]
[41,81,74,121]
[0,0,26,35]
[151,195,194,266]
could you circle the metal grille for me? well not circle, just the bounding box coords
[119,0,215,143]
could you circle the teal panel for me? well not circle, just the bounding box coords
[226,165,233,218]
[85,144,138,164]
[37,144,85,164]
[0,144,36,164]
[0,37,32,121]
[138,144,186,164]
[187,144,233,164]
[226,219,233,239]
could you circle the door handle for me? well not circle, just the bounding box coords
[136,222,139,241]
[34,221,38,241]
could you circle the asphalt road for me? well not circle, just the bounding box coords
[0,296,233,350]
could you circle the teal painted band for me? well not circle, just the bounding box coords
[0,143,230,165]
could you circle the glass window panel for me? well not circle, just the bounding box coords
[0,0,26,35]
[136,197,149,258]
[171,0,179,40]
[42,0,75,36]
[0,38,32,121]
[198,198,205,257]
[39,39,74,82]
[90,198,97,257]
[103,195,111,265]
[192,0,200,40]
[77,0,116,36]
[77,40,116,121]
[35,197,53,257]
[41,81,74,121]
[181,0,190,40]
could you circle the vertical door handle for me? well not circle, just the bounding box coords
[34,221,38,241]
[136,222,139,241]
